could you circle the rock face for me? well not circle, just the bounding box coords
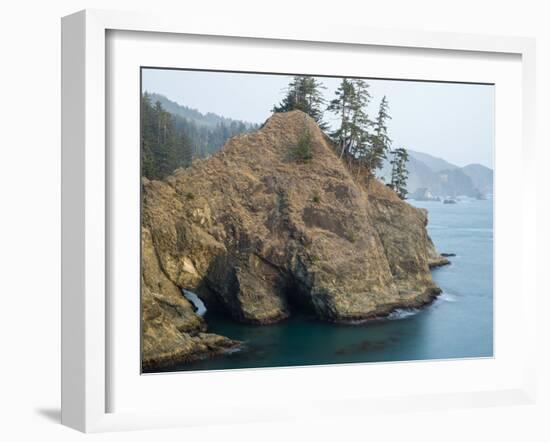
[141,110,448,370]
[141,227,240,370]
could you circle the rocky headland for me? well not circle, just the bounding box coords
[141,110,449,371]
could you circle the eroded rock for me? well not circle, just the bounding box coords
[141,110,448,369]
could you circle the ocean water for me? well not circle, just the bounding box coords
[170,198,493,372]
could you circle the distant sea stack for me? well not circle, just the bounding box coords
[381,150,493,200]
[141,111,449,370]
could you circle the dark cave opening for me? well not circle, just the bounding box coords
[282,275,316,317]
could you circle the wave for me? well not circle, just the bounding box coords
[388,308,420,320]
[456,227,493,233]
[389,292,458,319]
[224,347,242,355]
[182,289,207,316]
[438,292,458,303]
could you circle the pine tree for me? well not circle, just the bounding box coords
[389,147,409,199]
[290,120,313,163]
[140,94,194,179]
[365,95,392,176]
[141,92,256,179]
[273,76,327,129]
[328,78,372,161]
[141,93,158,178]
[327,78,354,157]
[347,79,372,164]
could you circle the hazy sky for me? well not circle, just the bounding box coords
[142,68,494,168]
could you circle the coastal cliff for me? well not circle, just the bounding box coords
[141,110,448,370]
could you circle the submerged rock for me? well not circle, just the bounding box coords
[141,110,448,369]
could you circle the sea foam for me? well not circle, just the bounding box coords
[388,308,420,320]
[182,289,207,316]
[438,292,458,303]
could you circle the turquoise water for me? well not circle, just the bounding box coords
[171,198,493,372]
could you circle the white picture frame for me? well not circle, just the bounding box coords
[61,9,538,433]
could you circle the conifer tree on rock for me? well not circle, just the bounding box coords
[389,147,410,199]
[328,78,372,160]
[273,76,327,129]
[364,95,392,179]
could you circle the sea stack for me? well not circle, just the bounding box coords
[141,110,448,370]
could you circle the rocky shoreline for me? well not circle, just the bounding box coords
[428,257,451,268]
[142,333,241,373]
[141,110,451,371]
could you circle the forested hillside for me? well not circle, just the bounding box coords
[141,92,257,179]
[148,92,257,130]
